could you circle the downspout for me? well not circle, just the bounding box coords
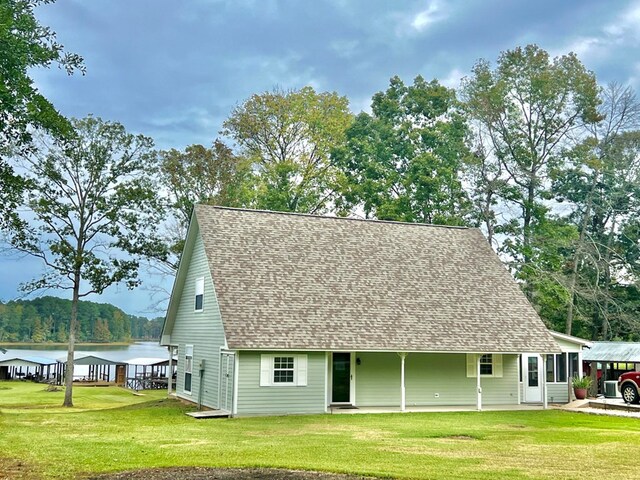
[198,359,205,410]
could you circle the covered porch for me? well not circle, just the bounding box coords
[329,403,546,414]
[326,351,552,412]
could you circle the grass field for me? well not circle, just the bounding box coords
[1,381,640,480]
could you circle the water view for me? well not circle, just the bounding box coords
[0,341,168,363]
[0,342,170,381]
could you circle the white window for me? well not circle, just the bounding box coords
[260,354,307,386]
[195,277,204,312]
[545,353,567,383]
[466,353,503,378]
[184,345,193,393]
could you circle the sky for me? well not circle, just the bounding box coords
[2,0,640,317]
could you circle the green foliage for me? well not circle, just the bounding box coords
[157,140,253,269]
[223,86,353,214]
[0,0,83,232]
[462,44,600,274]
[11,115,166,296]
[571,375,593,389]
[334,76,471,224]
[0,296,161,342]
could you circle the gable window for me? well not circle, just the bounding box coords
[184,345,193,394]
[260,354,307,386]
[466,354,503,378]
[195,277,204,312]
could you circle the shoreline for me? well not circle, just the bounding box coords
[0,341,157,347]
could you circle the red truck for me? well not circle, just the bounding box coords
[618,371,640,404]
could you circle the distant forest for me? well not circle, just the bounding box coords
[0,296,163,343]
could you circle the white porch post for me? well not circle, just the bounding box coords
[517,354,522,405]
[477,354,482,411]
[399,352,407,412]
[542,355,548,409]
[167,346,173,396]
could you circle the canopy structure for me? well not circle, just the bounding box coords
[56,353,126,385]
[583,342,640,363]
[0,355,57,381]
[124,357,174,391]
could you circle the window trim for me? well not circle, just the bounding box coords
[544,353,568,383]
[184,344,193,394]
[194,277,204,312]
[260,354,308,387]
[466,354,503,378]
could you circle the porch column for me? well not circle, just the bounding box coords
[517,354,521,405]
[398,352,407,412]
[476,354,482,411]
[542,355,548,409]
[167,347,173,396]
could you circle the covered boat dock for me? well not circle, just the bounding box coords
[0,356,58,382]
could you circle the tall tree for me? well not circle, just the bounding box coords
[462,45,601,297]
[8,116,164,406]
[554,83,640,337]
[334,75,471,224]
[222,86,353,214]
[157,140,252,270]
[0,0,83,231]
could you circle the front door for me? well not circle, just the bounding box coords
[332,352,351,403]
[523,354,542,402]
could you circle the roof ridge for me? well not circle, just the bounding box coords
[195,204,472,230]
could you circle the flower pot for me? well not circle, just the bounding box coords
[574,387,588,400]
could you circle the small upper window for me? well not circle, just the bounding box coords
[195,277,204,311]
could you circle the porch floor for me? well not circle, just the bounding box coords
[329,403,545,414]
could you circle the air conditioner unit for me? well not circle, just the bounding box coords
[604,380,619,398]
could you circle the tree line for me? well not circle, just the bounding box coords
[0,297,163,343]
[2,0,640,404]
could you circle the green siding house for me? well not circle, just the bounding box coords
[161,206,567,416]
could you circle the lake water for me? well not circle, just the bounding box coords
[0,341,168,363]
[0,342,170,381]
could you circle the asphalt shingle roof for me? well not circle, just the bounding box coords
[196,205,559,353]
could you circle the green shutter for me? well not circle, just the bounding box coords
[466,354,477,378]
[494,354,503,378]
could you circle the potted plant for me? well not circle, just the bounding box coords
[572,375,592,400]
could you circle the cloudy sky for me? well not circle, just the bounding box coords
[2,0,640,317]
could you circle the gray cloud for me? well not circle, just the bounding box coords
[4,0,637,316]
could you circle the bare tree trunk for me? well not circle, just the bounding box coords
[63,272,80,407]
[600,218,617,340]
[566,181,595,335]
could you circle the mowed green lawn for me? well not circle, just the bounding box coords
[1,382,640,480]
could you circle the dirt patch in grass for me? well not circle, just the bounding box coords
[0,457,40,480]
[88,468,379,480]
[442,435,476,440]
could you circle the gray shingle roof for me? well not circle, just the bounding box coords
[196,205,559,353]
